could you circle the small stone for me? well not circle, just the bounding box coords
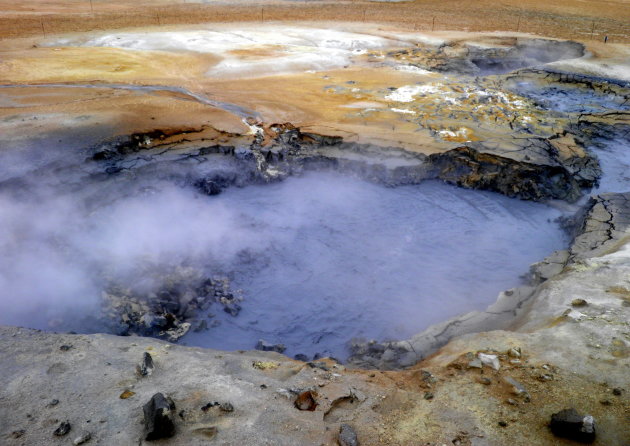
[137,352,154,377]
[498,421,508,427]
[612,388,623,396]
[478,353,500,371]
[143,393,176,441]
[423,392,434,400]
[11,430,25,439]
[506,398,518,406]
[504,377,528,396]
[467,358,482,368]
[294,390,318,411]
[73,432,92,445]
[48,399,60,407]
[339,423,359,446]
[507,347,521,358]
[255,339,286,354]
[220,402,234,413]
[549,408,596,443]
[223,303,241,317]
[59,344,73,351]
[201,402,219,412]
[478,377,492,385]
[571,298,588,307]
[599,400,612,406]
[120,390,136,399]
[53,421,71,436]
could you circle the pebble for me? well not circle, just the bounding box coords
[73,432,92,445]
[498,421,508,427]
[339,423,359,446]
[612,388,623,396]
[571,298,588,307]
[53,421,71,436]
[137,352,154,377]
[478,353,500,371]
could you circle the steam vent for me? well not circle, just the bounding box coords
[0,0,629,444]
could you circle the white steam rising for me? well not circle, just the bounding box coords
[0,165,566,358]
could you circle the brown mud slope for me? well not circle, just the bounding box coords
[1,0,629,43]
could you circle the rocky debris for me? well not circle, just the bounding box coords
[143,393,176,441]
[571,298,588,307]
[59,344,73,351]
[255,339,286,354]
[72,432,92,445]
[102,270,243,342]
[427,146,583,202]
[549,408,596,443]
[48,399,60,407]
[294,390,318,411]
[53,421,71,437]
[137,352,154,377]
[478,353,500,371]
[338,423,359,446]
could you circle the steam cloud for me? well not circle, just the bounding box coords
[0,142,567,358]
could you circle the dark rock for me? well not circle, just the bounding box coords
[339,423,359,446]
[498,421,508,427]
[255,339,286,354]
[137,352,154,377]
[201,402,219,412]
[424,392,434,400]
[48,399,60,407]
[53,421,71,436]
[59,344,73,351]
[549,408,596,443]
[223,303,241,317]
[294,354,310,362]
[612,387,623,396]
[294,390,318,411]
[143,393,176,441]
[220,402,234,412]
[11,430,25,439]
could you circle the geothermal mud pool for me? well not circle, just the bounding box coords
[1,23,629,364]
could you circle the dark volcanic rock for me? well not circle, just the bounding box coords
[137,352,154,377]
[143,393,176,441]
[428,146,582,202]
[256,339,287,353]
[549,408,596,443]
[53,421,71,436]
[339,423,359,446]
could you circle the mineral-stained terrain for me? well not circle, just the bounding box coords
[1,0,629,444]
